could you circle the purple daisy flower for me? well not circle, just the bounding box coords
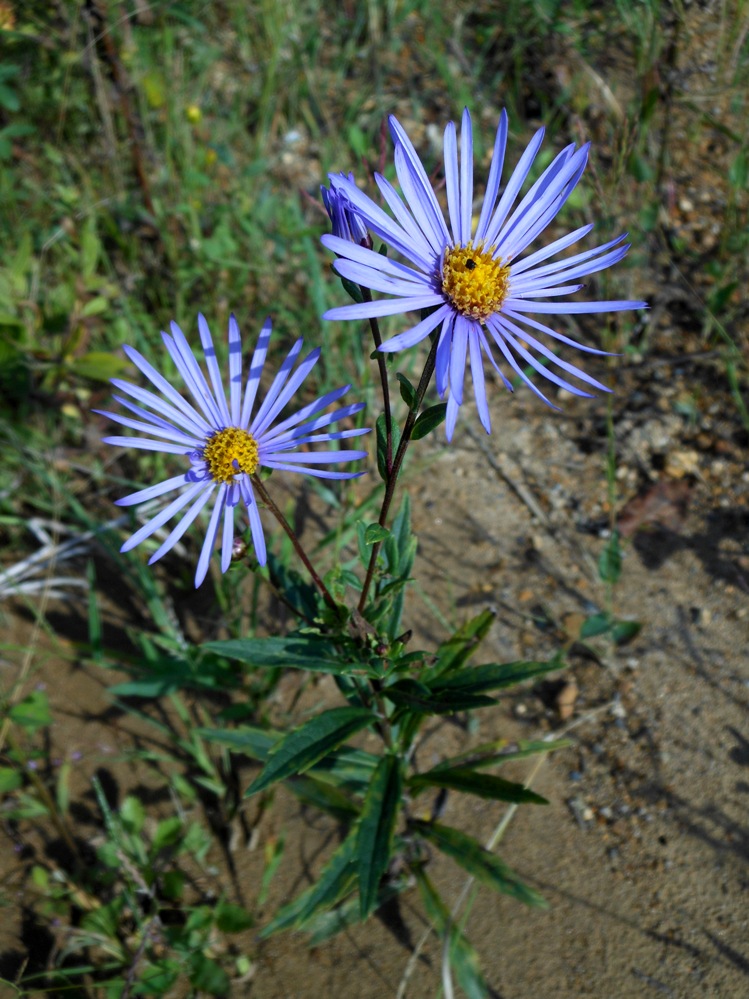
[98,315,369,588]
[321,172,370,246]
[322,108,647,439]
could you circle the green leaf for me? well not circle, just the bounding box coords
[430,738,568,773]
[598,530,622,584]
[69,351,127,382]
[120,796,145,835]
[215,901,254,933]
[289,774,359,821]
[408,767,548,805]
[375,412,400,481]
[246,707,374,797]
[357,755,402,918]
[152,817,183,851]
[9,690,52,733]
[579,613,610,639]
[448,927,489,999]
[260,833,357,937]
[383,678,496,714]
[189,953,230,996]
[198,725,279,760]
[432,657,563,695]
[0,766,23,794]
[411,403,447,440]
[396,373,418,410]
[364,523,390,545]
[426,610,496,681]
[610,619,642,645]
[203,636,370,676]
[412,820,547,908]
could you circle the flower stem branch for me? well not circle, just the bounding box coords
[358,334,439,612]
[251,476,339,613]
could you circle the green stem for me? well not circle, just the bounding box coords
[363,296,394,474]
[251,476,339,613]
[358,335,439,612]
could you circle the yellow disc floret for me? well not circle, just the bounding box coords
[441,242,510,321]
[203,427,260,484]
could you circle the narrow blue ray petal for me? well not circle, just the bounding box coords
[469,326,491,433]
[221,498,235,573]
[262,449,368,465]
[495,145,588,261]
[374,174,437,263]
[514,232,624,282]
[493,318,597,397]
[240,316,272,429]
[393,145,448,255]
[264,427,370,450]
[510,244,629,293]
[165,323,225,428]
[334,259,430,297]
[261,385,356,446]
[106,394,203,444]
[478,327,513,391]
[94,408,201,448]
[244,479,267,565]
[252,344,320,439]
[435,312,455,398]
[262,463,365,479]
[121,480,208,552]
[122,346,213,433]
[444,120,461,244]
[228,313,243,425]
[195,484,227,588]
[103,436,196,455]
[115,473,191,508]
[147,485,216,565]
[445,394,460,442]
[322,233,429,283]
[509,223,594,276]
[485,321,557,407]
[475,110,508,242]
[495,314,609,392]
[459,108,473,245]
[482,126,546,247]
[329,174,435,270]
[110,377,209,438]
[502,308,612,355]
[449,316,468,406]
[379,303,449,353]
[504,298,648,315]
[389,116,451,249]
[323,293,444,322]
[249,338,305,436]
[198,313,231,425]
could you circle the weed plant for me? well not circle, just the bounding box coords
[0,1,747,997]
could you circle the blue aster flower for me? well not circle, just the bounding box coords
[321,172,370,245]
[322,108,647,440]
[98,315,369,588]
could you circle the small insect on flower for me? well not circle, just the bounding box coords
[322,108,647,439]
[97,315,369,587]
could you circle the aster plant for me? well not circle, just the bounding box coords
[96,109,645,998]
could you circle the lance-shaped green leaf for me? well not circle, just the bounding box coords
[429,738,569,773]
[411,820,547,908]
[396,372,418,411]
[198,725,279,761]
[415,869,488,999]
[425,609,496,681]
[290,774,359,822]
[431,657,563,696]
[383,678,496,714]
[260,832,357,937]
[375,412,400,481]
[408,766,548,805]
[246,707,374,797]
[357,755,403,918]
[203,635,370,676]
[411,403,447,440]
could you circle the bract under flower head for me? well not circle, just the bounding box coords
[322,108,647,440]
[97,315,369,587]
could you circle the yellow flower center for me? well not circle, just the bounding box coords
[441,242,510,321]
[203,427,259,484]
